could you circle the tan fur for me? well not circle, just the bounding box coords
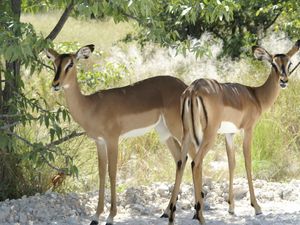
[46,45,188,225]
[168,40,300,225]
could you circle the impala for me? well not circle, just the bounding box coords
[45,44,192,225]
[167,40,300,224]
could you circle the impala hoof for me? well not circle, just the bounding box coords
[255,210,263,216]
[160,213,169,218]
[193,213,198,220]
[228,210,235,215]
[90,220,98,225]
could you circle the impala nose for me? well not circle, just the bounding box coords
[52,82,60,91]
[280,79,288,89]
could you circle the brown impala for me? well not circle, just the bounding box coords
[46,45,191,225]
[167,40,300,225]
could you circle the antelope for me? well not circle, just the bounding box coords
[167,40,300,224]
[45,44,191,225]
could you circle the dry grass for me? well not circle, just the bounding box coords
[21,11,134,53]
[19,12,300,195]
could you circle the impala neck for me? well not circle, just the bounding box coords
[62,70,89,125]
[255,67,281,112]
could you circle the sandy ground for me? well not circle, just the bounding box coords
[0,178,300,225]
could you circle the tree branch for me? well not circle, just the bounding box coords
[40,153,66,173]
[264,9,283,31]
[7,130,85,174]
[0,113,20,118]
[46,0,75,41]
[45,131,85,148]
[120,10,143,24]
[0,122,19,130]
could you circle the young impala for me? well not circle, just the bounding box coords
[45,44,191,225]
[167,40,300,224]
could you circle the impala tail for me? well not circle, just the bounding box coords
[181,92,207,148]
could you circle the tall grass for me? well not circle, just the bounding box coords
[17,12,300,197]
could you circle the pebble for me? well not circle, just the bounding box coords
[0,178,299,224]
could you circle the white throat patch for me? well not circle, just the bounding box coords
[63,84,70,89]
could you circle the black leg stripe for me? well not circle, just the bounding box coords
[90,220,99,225]
[191,161,195,170]
[177,160,182,170]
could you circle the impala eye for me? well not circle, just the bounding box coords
[65,61,74,72]
[68,61,74,68]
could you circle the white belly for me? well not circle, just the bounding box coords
[217,121,240,134]
[120,115,172,141]
[121,122,158,139]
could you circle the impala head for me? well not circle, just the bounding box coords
[46,44,95,91]
[252,40,300,89]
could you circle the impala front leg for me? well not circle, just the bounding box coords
[106,140,119,225]
[160,136,182,219]
[243,129,262,215]
[225,133,235,214]
[91,139,108,225]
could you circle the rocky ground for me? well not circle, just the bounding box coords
[0,178,300,225]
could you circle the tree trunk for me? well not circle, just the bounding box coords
[0,0,22,200]
[0,0,75,200]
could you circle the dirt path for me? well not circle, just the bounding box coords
[0,178,299,225]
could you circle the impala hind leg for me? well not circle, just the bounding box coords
[106,141,119,225]
[91,140,108,225]
[243,129,262,215]
[192,131,217,224]
[165,134,191,224]
[225,133,235,214]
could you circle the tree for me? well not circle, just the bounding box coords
[0,0,77,200]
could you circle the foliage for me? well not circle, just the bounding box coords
[78,62,131,91]
[80,0,300,58]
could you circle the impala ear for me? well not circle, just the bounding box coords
[45,49,59,61]
[252,46,273,63]
[75,44,95,60]
[286,40,300,58]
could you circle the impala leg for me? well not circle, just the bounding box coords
[225,133,235,214]
[193,131,217,224]
[166,134,191,224]
[91,140,108,225]
[106,141,119,225]
[243,129,262,215]
[160,136,181,218]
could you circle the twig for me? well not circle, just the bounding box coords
[45,131,85,148]
[7,130,85,174]
[0,122,19,130]
[40,153,67,174]
[0,113,20,118]
[34,56,54,71]
[290,61,300,75]
[264,9,283,31]
[8,131,33,147]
